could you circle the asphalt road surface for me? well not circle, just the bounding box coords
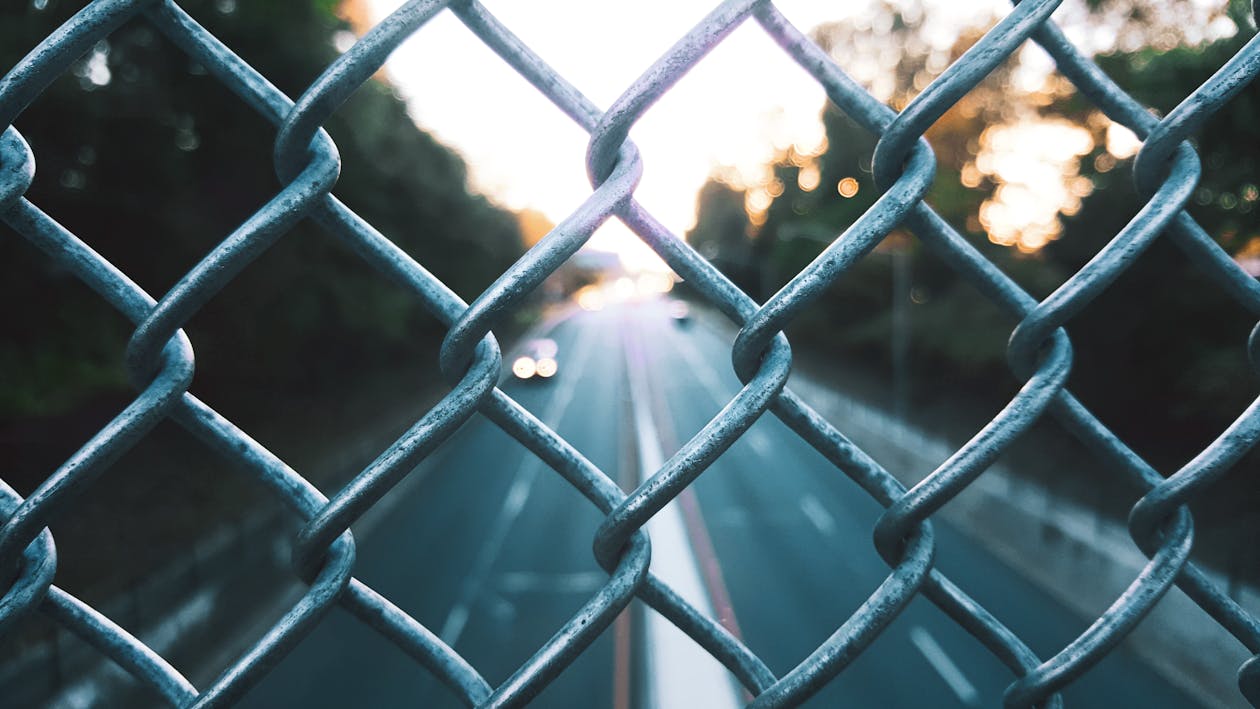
[235,299,1202,708]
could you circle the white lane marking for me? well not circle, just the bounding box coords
[668,321,773,467]
[50,587,218,708]
[439,459,538,645]
[713,507,750,529]
[623,312,742,709]
[909,625,981,707]
[672,325,832,538]
[487,591,516,624]
[441,604,472,646]
[799,493,837,537]
[353,309,581,544]
[674,324,732,407]
[496,571,606,595]
[747,429,774,459]
[438,319,599,648]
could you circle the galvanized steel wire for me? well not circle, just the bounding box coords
[3,0,1260,706]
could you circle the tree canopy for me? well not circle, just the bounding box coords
[687,1,1260,555]
[1,0,525,419]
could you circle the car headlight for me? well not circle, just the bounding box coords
[535,357,557,378]
[512,356,536,379]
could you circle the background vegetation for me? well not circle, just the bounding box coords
[3,0,1258,600]
[1,0,524,422]
[688,0,1260,578]
[0,0,525,598]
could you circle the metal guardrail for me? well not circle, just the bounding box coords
[2,0,1260,706]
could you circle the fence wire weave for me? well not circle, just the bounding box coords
[2,0,1260,706]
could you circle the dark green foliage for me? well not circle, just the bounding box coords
[688,18,1260,471]
[1045,28,1260,461]
[688,180,756,292]
[686,12,1260,579]
[0,0,523,419]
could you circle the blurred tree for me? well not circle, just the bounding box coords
[689,2,1036,382]
[688,179,758,294]
[0,0,524,419]
[1043,0,1260,459]
[687,0,1259,464]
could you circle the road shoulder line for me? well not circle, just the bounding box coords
[438,313,598,649]
[908,625,980,707]
[621,310,742,709]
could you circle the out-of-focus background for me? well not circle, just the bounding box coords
[2,0,1259,706]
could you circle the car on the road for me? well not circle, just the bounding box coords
[668,299,692,326]
[511,338,559,380]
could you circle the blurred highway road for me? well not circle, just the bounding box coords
[235,300,1201,708]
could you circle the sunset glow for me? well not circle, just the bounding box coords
[972,118,1094,253]
[353,0,1233,268]
[360,0,1009,272]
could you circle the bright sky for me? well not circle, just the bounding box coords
[362,0,1015,272]
[362,0,1013,272]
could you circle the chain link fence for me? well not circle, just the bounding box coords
[3,0,1260,706]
